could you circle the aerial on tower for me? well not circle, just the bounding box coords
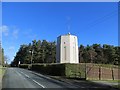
[68,32,70,35]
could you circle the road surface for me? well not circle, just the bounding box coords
[2,68,118,89]
[2,68,78,89]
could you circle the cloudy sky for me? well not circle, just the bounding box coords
[1,2,118,63]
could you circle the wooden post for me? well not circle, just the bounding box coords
[99,66,101,80]
[85,63,87,80]
[112,67,114,80]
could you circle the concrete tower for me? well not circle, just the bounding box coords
[56,33,79,63]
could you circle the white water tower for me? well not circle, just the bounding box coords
[56,33,79,63]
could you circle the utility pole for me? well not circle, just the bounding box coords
[29,49,34,65]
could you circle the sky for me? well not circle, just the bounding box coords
[1,2,118,63]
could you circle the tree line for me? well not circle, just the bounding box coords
[0,48,8,66]
[2,48,4,65]
[11,40,120,66]
[79,44,119,65]
[11,40,56,66]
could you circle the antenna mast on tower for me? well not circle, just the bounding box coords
[67,16,71,34]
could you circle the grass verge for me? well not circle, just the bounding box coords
[91,80,120,83]
[0,66,7,77]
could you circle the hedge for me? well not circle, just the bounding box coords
[19,63,86,79]
[19,64,29,69]
[65,63,86,78]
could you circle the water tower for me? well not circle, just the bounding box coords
[56,33,79,63]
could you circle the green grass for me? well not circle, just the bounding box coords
[0,69,2,75]
[106,80,120,83]
[92,63,119,68]
[0,66,6,77]
[91,80,120,83]
[0,65,2,75]
[90,79,120,89]
[112,84,120,89]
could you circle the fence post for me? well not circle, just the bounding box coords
[99,66,101,80]
[112,67,114,80]
[85,63,87,79]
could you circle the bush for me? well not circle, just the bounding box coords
[19,63,86,79]
[32,63,65,76]
[19,64,29,69]
[65,63,86,79]
[31,63,86,79]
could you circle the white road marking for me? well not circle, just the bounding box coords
[16,71,22,77]
[23,77,26,80]
[24,74,30,78]
[20,71,24,74]
[20,71,30,78]
[19,69,45,88]
[32,79,45,88]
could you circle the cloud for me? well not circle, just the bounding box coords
[12,29,19,39]
[0,25,20,39]
[0,25,9,36]
[28,34,38,40]
[23,29,38,40]
[8,46,15,51]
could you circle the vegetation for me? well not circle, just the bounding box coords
[11,40,56,66]
[11,40,120,66]
[0,48,8,67]
[2,48,4,65]
[112,84,120,89]
[0,65,6,78]
[79,44,120,65]
[18,64,29,69]
[65,63,85,78]
[19,63,86,78]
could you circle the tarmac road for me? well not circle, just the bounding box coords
[2,68,118,90]
[2,68,78,89]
